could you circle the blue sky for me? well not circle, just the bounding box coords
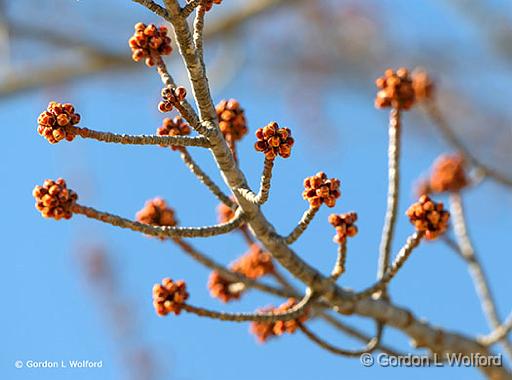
[1,1,512,379]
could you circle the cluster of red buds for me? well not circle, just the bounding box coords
[328,212,358,244]
[216,99,248,143]
[136,198,177,227]
[208,271,243,303]
[231,244,274,280]
[250,299,309,343]
[411,69,434,102]
[33,178,77,220]
[254,122,294,160]
[152,278,189,316]
[406,195,450,240]
[302,172,341,208]
[156,116,191,150]
[204,0,223,11]
[37,101,80,144]
[429,154,468,193]
[129,23,172,67]
[158,86,187,113]
[375,68,416,110]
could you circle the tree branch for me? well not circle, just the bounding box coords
[298,322,380,357]
[450,192,512,359]
[255,158,274,205]
[179,148,235,207]
[330,242,347,281]
[284,206,319,244]
[69,125,210,148]
[377,108,402,285]
[481,313,512,347]
[355,233,422,300]
[182,288,313,322]
[132,0,170,18]
[181,0,201,18]
[72,203,244,238]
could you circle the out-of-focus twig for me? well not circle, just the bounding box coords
[449,192,512,359]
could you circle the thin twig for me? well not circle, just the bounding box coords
[355,232,423,300]
[298,322,380,357]
[481,313,512,346]
[330,243,347,281]
[72,204,244,239]
[421,100,512,188]
[255,158,274,205]
[284,207,319,244]
[179,148,235,207]
[69,125,210,148]
[182,288,314,322]
[132,0,170,18]
[318,313,405,357]
[377,108,402,284]
[181,0,201,18]
[155,57,204,134]
[450,192,512,359]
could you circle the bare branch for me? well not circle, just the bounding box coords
[181,0,201,18]
[298,322,380,357]
[450,192,512,359]
[132,0,170,18]
[284,206,319,244]
[72,204,244,239]
[377,108,402,284]
[179,148,235,207]
[69,125,210,148]
[192,3,206,64]
[481,313,512,347]
[255,158,274,205]
[330,243,347,281]
[318,313,405,357]
[355,232,422,300]
[182,288,314,322]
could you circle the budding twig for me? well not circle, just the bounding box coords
[179,148,235,208]
[154,57,204,134]
[68,125,211,148]
[330,242,347,281]
[377,108,402,285]
[72,204,244,239]
[284,206,319,244]
[355,232,423,300]
[255,158,274,205]
[421,100,512,188]
[450,192,512,359]
[182,288,313,322]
